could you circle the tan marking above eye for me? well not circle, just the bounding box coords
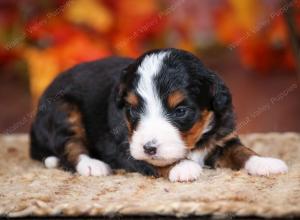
[181,110,213,149]
[167,90,185,108]
[125,92,139,106]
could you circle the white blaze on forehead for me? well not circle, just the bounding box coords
[137,52,169,116]
[130,51,186,165]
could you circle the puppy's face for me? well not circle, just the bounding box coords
[118,49,222,167]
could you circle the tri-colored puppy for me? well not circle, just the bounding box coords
[30,48,288,182]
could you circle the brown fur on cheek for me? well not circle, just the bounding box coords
[181,110,213,149]
[123,92,139,141]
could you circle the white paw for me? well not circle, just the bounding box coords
[76,155,111,176]
[245,155,288,176]
[44,156,59,169]
[169,160,202,182]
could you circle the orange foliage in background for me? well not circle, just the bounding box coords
[22,0,169,103]
[0,0,299,104]
[216,0,299,72]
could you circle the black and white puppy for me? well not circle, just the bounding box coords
[30,48,288,182]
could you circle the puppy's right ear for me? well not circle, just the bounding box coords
[115,69,128,108]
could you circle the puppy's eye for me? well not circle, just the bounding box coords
[173,106,188,118]
[126,105,139,119]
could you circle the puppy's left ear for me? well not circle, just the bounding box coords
[206,71,236,137]
[208,72,232,113]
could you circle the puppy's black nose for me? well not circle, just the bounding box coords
[143,141,157,155]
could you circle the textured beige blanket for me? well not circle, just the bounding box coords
[0,133,299,218]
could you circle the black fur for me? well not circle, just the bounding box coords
[30,56,157,175]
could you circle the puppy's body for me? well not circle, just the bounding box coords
[30,49,288,181]
[31,56,158,175]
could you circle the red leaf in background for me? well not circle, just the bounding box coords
[0,46,20,66]
[25,19,85,46]
[238,15,296,73]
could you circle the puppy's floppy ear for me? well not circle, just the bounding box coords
[115,69,128,108]
[208,72,232,113]
[206,71,236,137]
[116,62,139,108]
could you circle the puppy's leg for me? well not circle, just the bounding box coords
[61,103,111,176]
[31,102,111,176]
[207,138,288,176]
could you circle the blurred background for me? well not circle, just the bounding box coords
[0,0,299,134]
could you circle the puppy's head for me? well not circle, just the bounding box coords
[117,48,232,167]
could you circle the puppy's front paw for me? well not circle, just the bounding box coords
[245,155,288,176]
[169,160,202,182]
[76,155,111,176]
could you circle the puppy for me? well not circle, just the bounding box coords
[30,48,288,182]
